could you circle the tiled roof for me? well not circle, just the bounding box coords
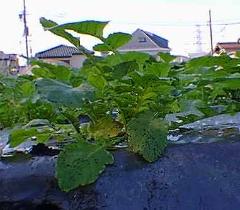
[216,42,240,52]
[142,30,169,49]
[35,45,93,58]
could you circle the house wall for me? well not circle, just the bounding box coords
[0,52,19,75]
[40,58,71,66]
[118,29,170,55]
[119,30,158,51]
[138,50,159,56]
[0,59,19,75]
[0,60,9,75]
[39,55,87,69]
[70,55,87,69]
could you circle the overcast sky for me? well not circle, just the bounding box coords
[1,0,240,57]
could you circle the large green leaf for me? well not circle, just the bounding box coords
[158,53,176,63]
[179,99,205,117]
[40,17,80,47]
[88,72,107,90]
[31,60,72,84]
[92,43,110,52]
[56,142,114,192]
[185,55,240,73]
[36,78,95,107]
[41,17,108,40]
[24,119,51,128]
[216,78,240,89]
[16,80,36,99]
[9,127,52,147]
[236,51,240,58]
[104,52,150,66]
[146,63,171,77]
[127,111,168,162]
[94,32,132,52]
[88,117,123,139]
[58,21,108,39]
[111,61,138,79]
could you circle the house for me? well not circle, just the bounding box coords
[35,45,93,69]
[0,51,19,75]
[214,39,240,55]
[118,29,170,55]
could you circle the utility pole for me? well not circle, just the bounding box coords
[209,10,214,55]
[23,0,29,62]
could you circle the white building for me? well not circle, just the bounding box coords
[118,29,170,55]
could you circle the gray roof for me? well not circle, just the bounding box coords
[0,51,17,60]
[141,30,169,49]
[35,45,93,59]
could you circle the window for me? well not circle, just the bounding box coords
[138,37,147,43]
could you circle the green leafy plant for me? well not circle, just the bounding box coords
[1,18,239,192]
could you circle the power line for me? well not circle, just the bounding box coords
[212,21,240,26]
[111,20,240,27]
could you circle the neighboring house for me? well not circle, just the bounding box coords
[0,51,19,75]
[35,45,93,69]
[214,39,240,55]
[118,29,170,55]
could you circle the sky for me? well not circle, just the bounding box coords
[1,0,240,58]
